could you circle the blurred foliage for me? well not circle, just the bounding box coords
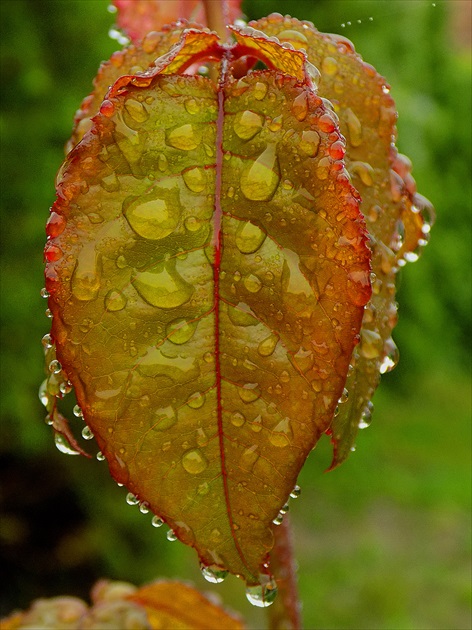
[0,1,470,629]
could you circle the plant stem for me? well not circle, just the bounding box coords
[267,515,303,630]
[202,0,229,41]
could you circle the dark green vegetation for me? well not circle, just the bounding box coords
[1,1,470,628]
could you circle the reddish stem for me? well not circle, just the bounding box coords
[267,515,303,630]
[202,0,229,41]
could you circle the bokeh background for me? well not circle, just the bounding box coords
[1,1,470,628]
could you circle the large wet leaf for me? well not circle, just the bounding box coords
[250,14,435,466]
[44,26,371,587]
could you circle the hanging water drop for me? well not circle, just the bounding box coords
[49,359,62,374]
[245,577,278,608]
[96,451,105,461]
[166,529,178,542]
[73,404,83,418]
[126,492,139,506]
[200,564,229,584]
[81,426,94,440]
[290,485,301,499]
[151,515,164,528]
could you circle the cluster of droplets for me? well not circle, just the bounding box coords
[271,484,301,527]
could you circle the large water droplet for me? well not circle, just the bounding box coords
[71,245,101,301]
[182,448,208,474]
[322,56,338,76]
[345,107,362,147]
[166,318,197,344]
[227,303,258,327]
[290,485,301,499]
[151,515,164,528]
[231,411,246,427]
[257,334,278,357]
[166,529,178,541]
[124,195,180,240]
[240,144,280,201]
[379,337,399,374]
[200,564,228,584]
[54,433,81,456]
[166,124,200,150]
[291,92,308,121]
[151,406,177,431]
[299,130,320,157]
[184,98,200,115]
[269,417,293,447]
[105,289,127,312]
[182,166,206,193]
[245,577,278,608]
[360,329,383,359]
[132,262,194,308]
[187,391,206,409]
[233,110,264,140]
[124,98,149,124]
[235,221,266,254]
[238,383,261,403]
[253,81,268,100]
[350,161,374,187]
[243,274,262,293]
[358,400,374,429]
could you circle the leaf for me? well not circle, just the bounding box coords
[44,26,371,588]
[112,0,243,44]
[250,14,435,466]
[0,579,244,629]
[128,580,244,628]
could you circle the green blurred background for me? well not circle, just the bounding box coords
[0,1,470,628]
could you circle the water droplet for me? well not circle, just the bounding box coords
[166,529,178,542]
[46,212,66,238]
[273,513,284,525]
[345,107,362,147]
[133,262,194,308]
[166,124,200,150]
[182,166,206,193]
[42,333,53,349]
[233,110,264,140]
[158,153,168,172]
[201,564,228,584]
[139,501,150,514]
[100,172,120,192]
[104,289,127,312]
[45,308,53,318]
[40,287,49,299]
[231,411,246,427]
[339,388,349,403]
[184,98,200,114]
[235,221,266,254]
[358,401,374,429]
[99,99,115,117]
[73,405,83,418]
[54,433,81,456]
[152,406,177,431]
[38,380,52,408]
[197,482,210,496]
[257,334,278,357]
[269,417,293,447]
[240,144,280,201]
[187,391,206,409]
[124,195,180,240]
[49,359,62,374]
[350,161,374,187]
[268,115,282,132]
[253,81,268,100]
[44,243,63,262]
[81,426,94,440]
[290,485,301,499]
[360,329,383,359]
[280,370,290,383]
[126,492,139,506]
[151,515,164,528]
[182,448,208,475]
[291,92,308,121]
[245,577,278,608]
[227,302,258,327]
[96,451,105,461]
[71,245,101,302]
[238,383,261,403]
[243,273,262,293]
[379,337,399,374]
[322,56,338,76]
[166,317,197,344]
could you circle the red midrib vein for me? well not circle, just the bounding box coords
[213,64,253,578]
